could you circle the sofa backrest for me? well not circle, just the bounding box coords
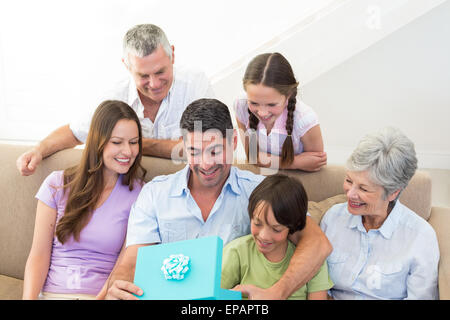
[0,144,432,280]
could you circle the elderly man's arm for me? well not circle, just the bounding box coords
[142,137,185,160]
[238,216,332,299]
[16,124,82,176]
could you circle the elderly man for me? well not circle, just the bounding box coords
[17,24,214,176]
[104,98,332,300]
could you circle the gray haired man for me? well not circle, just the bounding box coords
[17,24,214,176]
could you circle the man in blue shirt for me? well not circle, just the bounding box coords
[105,98,332,300]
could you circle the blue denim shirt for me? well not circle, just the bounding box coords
[320,201,439,300]
[126,165,264,247]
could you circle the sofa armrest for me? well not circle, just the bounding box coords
[428,206,450,300]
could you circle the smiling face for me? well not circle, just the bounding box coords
[126,45,174,105]
[102,119,140,180]
[184,130,237,190]
[343,170,399,218]
[245,84,289,130]
[250,200,289,263]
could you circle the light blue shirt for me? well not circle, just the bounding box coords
[126,165,264,247]
[320,201,439,300]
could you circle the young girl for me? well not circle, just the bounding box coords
[23,100,147,300]
[234,52,327,171]
[221,174,333,300]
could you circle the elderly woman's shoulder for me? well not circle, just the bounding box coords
[396,202,437,238]
[325,202,348,214]
[320,202,349,226]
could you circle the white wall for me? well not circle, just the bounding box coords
[0,0,332,141]
[302,0,450,169]
[212,0,450,169]
[1,0,448,170]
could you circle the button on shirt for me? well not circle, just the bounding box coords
[70,66,215,142]
[126,166,265,247]
[320,202,440,300]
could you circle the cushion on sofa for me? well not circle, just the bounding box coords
[428,206,450,300]
[308,194,348,225]
[0,275,23,300]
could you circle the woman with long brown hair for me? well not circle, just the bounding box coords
[23,100,146,300]
[234,52,327,171]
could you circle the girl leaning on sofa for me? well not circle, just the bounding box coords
[23,100,147,300]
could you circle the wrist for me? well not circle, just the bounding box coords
[33,143,47,159]
[269,279,292,300]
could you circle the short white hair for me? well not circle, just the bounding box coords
[346,127,418,199]
[123,24,172,65]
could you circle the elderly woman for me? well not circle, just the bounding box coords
[320,127,439,300]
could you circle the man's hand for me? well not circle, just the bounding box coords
[232,284,284,300]
[105,280,143,300]
[16,124,82,176]
[16,148,43,176]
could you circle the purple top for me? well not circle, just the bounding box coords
[35,170,143,295]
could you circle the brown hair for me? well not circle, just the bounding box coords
[243,52,299,166]
[55,100,147,244]
[248,174,308,234]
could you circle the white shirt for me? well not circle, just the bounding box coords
[234,93,319,156]
[70,66,215,142]
[320,201,440,300]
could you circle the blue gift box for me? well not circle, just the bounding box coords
[133,235,242,300]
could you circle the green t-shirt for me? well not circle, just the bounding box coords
[221,234,333,300]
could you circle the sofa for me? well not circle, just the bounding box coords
[0,143,449,300]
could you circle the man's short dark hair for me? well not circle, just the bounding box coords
[180,98,233,137]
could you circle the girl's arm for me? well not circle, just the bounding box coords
[283,125,327,171]
[301,124,324,152]
[258,151,327,171]
[22,201,57,299]
[237,119,327,171]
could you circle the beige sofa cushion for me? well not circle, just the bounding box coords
[398,170,432,221]
[308,194,348,225]
[428,207,450,300]
[0,275,23,300]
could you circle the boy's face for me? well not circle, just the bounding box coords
[250,201,290,263]
[184,129,236,190]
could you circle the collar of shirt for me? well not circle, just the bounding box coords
[126,67,177,119]
[347,201,403,239]
[168,165,242,198]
